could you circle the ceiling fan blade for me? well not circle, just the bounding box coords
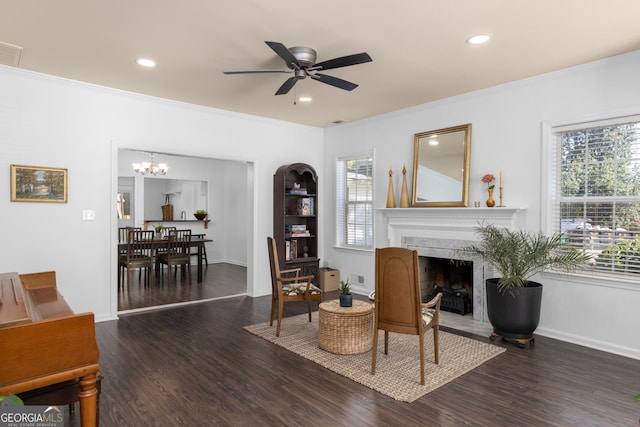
[310,73,358,91]
[275,76,300,95]
[223,69,291,75]
[265,41,300,69]
[313,53,372,71]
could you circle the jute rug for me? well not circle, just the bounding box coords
[244,313,505,403]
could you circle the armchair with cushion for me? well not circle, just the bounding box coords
[371,247,442,385]
[267,236,322,337]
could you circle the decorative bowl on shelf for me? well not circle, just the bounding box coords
[194,211,208,220]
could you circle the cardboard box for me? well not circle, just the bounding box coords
[318,268,339,291]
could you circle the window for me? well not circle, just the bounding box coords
[336,154,373,249]
[550,116,640,279]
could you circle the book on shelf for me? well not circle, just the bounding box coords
[285,240,290,261]
[287,188,308,195]
[285,224,307,231]
[290,239,298,259]
[286,232,311,238]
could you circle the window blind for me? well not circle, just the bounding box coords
[336,155,373,248]
[552,118,640,279]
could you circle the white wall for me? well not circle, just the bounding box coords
[0,65,323,322]
[323,50,640,359]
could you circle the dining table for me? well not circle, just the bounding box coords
[118,236,212,283]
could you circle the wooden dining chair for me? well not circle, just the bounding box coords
[156,229,192,285]
[267,236,322,337]
[118,229,154,288]
[371,247,442,385]
[160,226,177,238]
[118,227,140,250]
[155,226,177,271]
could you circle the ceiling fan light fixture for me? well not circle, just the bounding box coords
[466,34,491,45]
[225,41,372,96]
[298,96,312,102]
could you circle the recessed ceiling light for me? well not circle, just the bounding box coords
[136,58,156,68]
[298,96,312,102]
[466,34,491,45]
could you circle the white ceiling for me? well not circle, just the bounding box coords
[2,1,639,128]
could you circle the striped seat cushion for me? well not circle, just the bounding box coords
[421,307,435,327]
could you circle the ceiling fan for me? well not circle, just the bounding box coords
[223,41,372,95]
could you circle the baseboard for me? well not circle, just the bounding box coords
[536,326,640,360]
[207,259,247,267]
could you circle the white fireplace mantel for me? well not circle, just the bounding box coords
[378,207,527,245]
[378,207,527,323]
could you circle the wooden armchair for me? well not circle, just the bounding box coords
[267,236,322,337]
[371,247,442,385]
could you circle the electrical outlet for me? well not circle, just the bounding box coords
[349,274,365,285]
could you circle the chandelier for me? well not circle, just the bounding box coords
[132,153,168,176]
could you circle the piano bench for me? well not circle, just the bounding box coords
[18,372,103,416]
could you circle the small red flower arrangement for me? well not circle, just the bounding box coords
[481,174,496,190]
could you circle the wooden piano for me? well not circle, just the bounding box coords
[0,271,101,426]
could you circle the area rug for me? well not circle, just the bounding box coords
[244,313,505,402]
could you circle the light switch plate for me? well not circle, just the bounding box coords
[82,210,96,221]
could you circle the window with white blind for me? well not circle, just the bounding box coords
[336,154,373,249]
[550,116,640,279]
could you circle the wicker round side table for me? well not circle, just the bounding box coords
[318,299,374,354]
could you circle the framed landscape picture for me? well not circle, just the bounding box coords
[11,164,68,203]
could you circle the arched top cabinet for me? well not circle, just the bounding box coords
[273,163,319,279]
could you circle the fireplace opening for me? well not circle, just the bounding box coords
[419,256,473,315]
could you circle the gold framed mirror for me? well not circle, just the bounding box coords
[411,123,471,207]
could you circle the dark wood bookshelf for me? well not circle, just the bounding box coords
[273,163,319,279]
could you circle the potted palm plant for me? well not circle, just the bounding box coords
[339,280,352,307]
[460,223,591,348]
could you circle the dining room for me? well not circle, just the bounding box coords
[116,149,250,312]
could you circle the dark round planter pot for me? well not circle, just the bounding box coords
[486,278,543,340]
[339,294,353,307]
[194,213,207,220]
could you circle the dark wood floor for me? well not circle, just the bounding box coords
[79,289,639,426]
[118,262,247,311]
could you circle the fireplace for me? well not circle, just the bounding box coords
[420,256,473,315]
[379,207,526,323]
[405,236,487,321]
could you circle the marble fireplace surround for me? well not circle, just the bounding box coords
[379,207,526,323]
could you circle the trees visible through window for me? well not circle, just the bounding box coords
[552,118,640,278]
[336,155,373,249]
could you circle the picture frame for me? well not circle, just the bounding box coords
[11,164,68,203]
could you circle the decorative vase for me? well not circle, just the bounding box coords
[339,294,353,307]
[386,168,396,208]
[486,188,495,207]
[399,164,410,208]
